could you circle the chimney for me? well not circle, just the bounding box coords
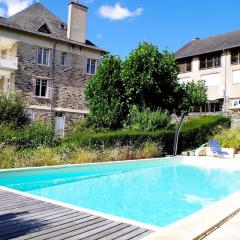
[67,1,88,43]
[192,37,200,41]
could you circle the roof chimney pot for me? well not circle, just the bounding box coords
[192,37,200,41]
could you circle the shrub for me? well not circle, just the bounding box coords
[69,149,99,164]
[0,124,16,146]
[0,123,59,150]
[126,105,170,131]
[213,127,240,150]
[66,115,231,154]
[135,142,163,159]
[19,148,60,167]
[15,123,59,149]
[0,92,29,127]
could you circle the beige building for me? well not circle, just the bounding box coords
[175,32,240,113]
[0,1,105,136]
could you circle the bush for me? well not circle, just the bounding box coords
[126,106,170,131]
[0,92,29,127]
[66,115,231,154]
[15,123,59,149]
[213,127,240,150]
[0,123,59,150]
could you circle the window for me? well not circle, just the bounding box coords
[199,53,221,69]
[233,70,240,84]
[178,59,192,73]
[37,48,50,66]
[231,49,240,65]
[35,79,48,97]
[201,73,220,87]
[86,59,97,75]
[61,52,67,65]
[60,23,67,30]
[232,99,240,108]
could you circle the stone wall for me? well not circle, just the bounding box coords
[15,41,92,110]
[15,41,97,131]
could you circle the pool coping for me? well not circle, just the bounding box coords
[0,156,178,173]
[1,156,240,239]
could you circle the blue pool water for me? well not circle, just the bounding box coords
[1,158,240,227]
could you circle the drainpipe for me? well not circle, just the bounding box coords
[51,41,58,124]
[223,49,227,113]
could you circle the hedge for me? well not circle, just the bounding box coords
[66,115,231,154]
[0,123,59,149]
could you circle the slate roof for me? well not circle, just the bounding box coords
[0,2,105,52]
[175,29,240,59]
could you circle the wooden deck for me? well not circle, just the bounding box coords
[0,189,153,240]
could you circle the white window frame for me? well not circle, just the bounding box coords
[35,78,49,98]
[86,59,97,75]
[37,48,50,66]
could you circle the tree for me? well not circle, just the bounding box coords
[0,92,30,127]
[84,54,126,129]
[121,42,181,112]
[173,80,207,155]
[178,80,208,114]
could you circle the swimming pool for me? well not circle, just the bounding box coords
[1,157,240,227]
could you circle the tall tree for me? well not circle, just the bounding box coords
[84,54,126,129]
[121,42,181,112]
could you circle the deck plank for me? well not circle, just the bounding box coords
[0,188,153,240]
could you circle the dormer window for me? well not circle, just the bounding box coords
[37,23,51,34]
[60,22,67,30]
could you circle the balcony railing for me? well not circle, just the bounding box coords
[0,56,18,70]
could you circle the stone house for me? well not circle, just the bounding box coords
[175,31,240,114]
[0,1,105,136]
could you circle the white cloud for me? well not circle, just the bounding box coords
[0,0,32,17]
[98,3,143,21]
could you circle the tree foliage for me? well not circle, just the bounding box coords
[84,42,207,130]
[125,105,171,131]
[84,54,126,129]
[121,42,180,112]
[0,92,30,127]
[178,80,208,114]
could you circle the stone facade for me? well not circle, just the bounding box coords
[15,41,97,132]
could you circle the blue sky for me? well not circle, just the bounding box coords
[1,0,240,58]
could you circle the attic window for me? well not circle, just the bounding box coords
[37,23,51,34]
[60,23,67,30]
